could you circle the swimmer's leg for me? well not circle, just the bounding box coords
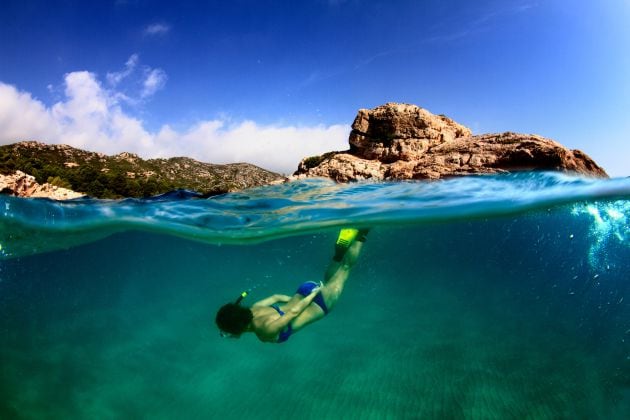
[324,228,368,282]
[289,229,368,332]
[320,229,368,311]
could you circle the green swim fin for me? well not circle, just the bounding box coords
[333,228,369,261]
[336,228,359,248]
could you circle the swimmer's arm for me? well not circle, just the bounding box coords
[252,294,292,307]
[265,288,320,331]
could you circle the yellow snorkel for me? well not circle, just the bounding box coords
[234,289,249,305]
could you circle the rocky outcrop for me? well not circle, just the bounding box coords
[0,171,85,199]
[295,103,607,181]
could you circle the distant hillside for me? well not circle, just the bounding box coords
[0,141,285,198]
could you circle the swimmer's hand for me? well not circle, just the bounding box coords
[302,283,323,301]
[286,283,324,317]
[311,281,324,294]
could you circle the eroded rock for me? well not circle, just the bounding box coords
[295,103,607,181]
[0,171,85,200]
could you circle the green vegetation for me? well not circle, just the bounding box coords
[301,151,336,170]
[301,155,324,170]
[0,147,172,198]
[46,176,73,189]
[0,142,282,198]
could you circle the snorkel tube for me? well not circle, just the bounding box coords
[234,289,249,305]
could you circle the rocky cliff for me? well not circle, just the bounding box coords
[295,103,607,181]
[0,170,85,199]
[0,141,285,199]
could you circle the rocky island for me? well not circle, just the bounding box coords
[295,103,607,180]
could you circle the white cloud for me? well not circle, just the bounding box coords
[141,68,167,98]
[0,71,348,174]
[104,54,166,101]
[0,83,59,142]
[152,120,348,173]
[106,54,139,86]
[144,23,171,36]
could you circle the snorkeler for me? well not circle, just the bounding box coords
[215,228,369,343]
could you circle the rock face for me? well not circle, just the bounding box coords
[0,171,85,200]
[295,103,607,181]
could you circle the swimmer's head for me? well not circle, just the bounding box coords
[216,303,253,338]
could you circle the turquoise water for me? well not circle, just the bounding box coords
[1,173,629,419]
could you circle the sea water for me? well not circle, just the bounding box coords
[0,172,629,419]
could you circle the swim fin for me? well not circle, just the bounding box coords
[336,228,359,248]
[333,228,369,261]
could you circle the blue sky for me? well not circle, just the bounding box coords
[1,0,628,176]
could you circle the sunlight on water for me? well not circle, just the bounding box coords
[572,200,630,270]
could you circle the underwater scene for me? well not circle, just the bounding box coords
[1,172,629,419]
